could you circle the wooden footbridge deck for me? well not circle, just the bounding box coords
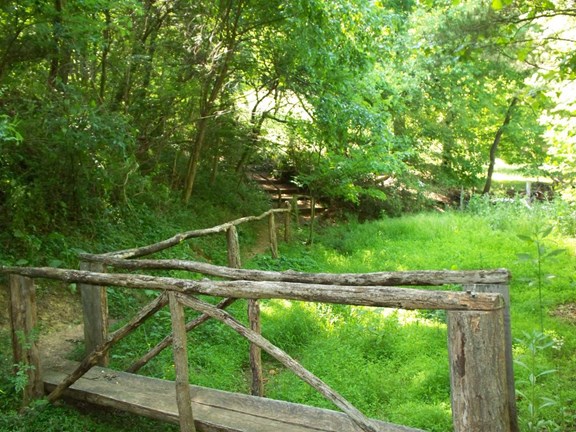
[3,208,519,432]
[43,360,420,432]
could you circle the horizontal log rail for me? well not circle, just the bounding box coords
[1,266,505,311]
[79,254,511,286]
[102,205,291,259]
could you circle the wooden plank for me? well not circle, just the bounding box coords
[8,274,43,404]
[74,257,511,286]
[43,361,424,432]
[79,261,109,366]
[447,308,510,432]
[1,267,505,311]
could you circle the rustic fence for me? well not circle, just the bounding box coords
[79,204,291,396]
[3,206,519,432]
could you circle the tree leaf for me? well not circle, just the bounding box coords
[516,253,533,261]
[540,226,553,239]
[545,248,566,258]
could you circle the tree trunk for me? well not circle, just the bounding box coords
[99,9,111,102]
[48,0,66,88]
[182,1,244,202]
[482,97,518,195]
[183,115,209,203]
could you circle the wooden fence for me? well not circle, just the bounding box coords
[2,206,519,432]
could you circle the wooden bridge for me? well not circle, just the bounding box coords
[3,207,519,432]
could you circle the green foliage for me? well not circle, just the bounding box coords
[0,403,178,432]
[514,330,561,432]
[517,225,566,331]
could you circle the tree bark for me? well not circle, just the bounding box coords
[482,97,518,195]
[448,308,511,431]
[79,261,109,366]
[169,292,197,432]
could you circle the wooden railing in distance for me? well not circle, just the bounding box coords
[78,204,291,394]
[3,264,518,432]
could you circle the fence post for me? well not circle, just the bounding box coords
[227,226,263,396]
[169,292,196,432]
[283,201,292,242]
[447,307,511,432]
[268,212,279,259]
[463,284,519,432]
[8,274,43,405]
[291,195,299,227]
[79,261,109,366]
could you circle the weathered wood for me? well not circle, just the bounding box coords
[8,275,43,405]
[464,284,518,432]
[268,213,278,259]
[46,292,168,403]
[75,257,511,286]
[291,195,300,227]
[127,297,238,373]
[225,222,264,397]
[177,293,378,432]
[102,207,291,259]
[283,201,291,242]
[80,260,109,366]
[43,360,425,432]
[1,267,506,311]
[169,292,197,432]
[227,224,263,397]
[226,226,241,269]
[308,196,316,245]
[447,308,510,432]
[248,299,263,397]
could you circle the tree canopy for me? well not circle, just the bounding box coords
[1,0,575,235]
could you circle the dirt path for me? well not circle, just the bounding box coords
[1,281,84,367]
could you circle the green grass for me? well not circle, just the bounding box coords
[1,196,575,431]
